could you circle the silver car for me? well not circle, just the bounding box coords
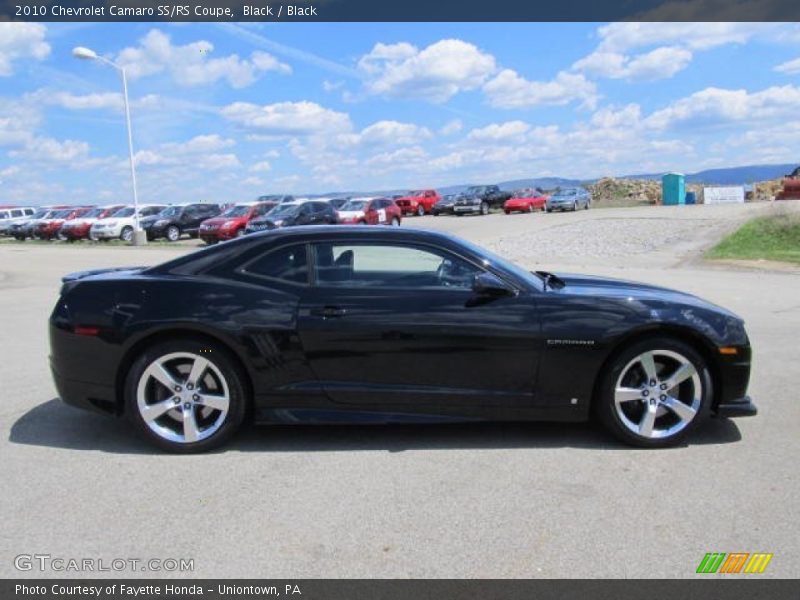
[546,188,591,212]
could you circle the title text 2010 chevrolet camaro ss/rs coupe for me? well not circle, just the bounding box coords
[49,227,756,452]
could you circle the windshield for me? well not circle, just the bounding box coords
[408,190,424,196]
[268,204,300,218]
[31,209,49,219]
[221,205,251,217]
[558,189,577,196]
[82,208,105,218]
[466,186,487,194]
[456,237,540,290]
[158,206,182,217]
[112,207,134,217]
[514,189,533,198]
[340,200,368,211]
[50,209,72,218]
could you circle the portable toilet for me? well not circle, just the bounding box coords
[662,172,686,205]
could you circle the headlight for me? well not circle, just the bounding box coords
[221,221,234,229]
[155,220,168,226]
[273,220,283,226]
[106,221,117,227]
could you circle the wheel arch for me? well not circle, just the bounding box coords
[590,325,723,412]
[114,326,254,416]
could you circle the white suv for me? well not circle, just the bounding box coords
[90,205,166,242]
[0,207,36,235]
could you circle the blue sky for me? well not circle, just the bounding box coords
[1,22,799,204]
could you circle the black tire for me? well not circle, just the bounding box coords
[595,336,713,448]
[166,225,180,242]
[480,201,489,215]
[204,239,217,245]
[391,217,400,226]
[416,205,425,217]
[572,201,578,211]
[125,338,248,453]
[235,228,245,237]
[120,226,133,242]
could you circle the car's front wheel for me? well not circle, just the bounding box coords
[596,337,712,447]
[480,201,489,215]
[125,339,248,453]
[120,226,133,242]
[416,205,425,217]
[166,225,180,242]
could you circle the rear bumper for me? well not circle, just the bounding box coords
[714,396,757,418]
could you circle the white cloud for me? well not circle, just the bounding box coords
[775,56,800,75]
[358,39,497,102]
[221,101,352,136]
[574,23,779,82]
[350,120,432,146]
[250,161,272,173]
[440,119,463,135]
[50,92,124,111]
[468,121,530,141]
[117,29,290,88]
[574,46,693,81]
[646,85,800,129]
[483,69,597,109]
[0,23,50,76]
[133,134,239,170]
[10,137,90,163]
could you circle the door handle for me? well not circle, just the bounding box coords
[309,306,347,318]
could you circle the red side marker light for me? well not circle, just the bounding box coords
[74,326,100,336]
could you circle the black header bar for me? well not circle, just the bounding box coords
[2,0,799,22]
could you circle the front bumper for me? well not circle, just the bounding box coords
[91,227,123,239]
[714,396,757,418]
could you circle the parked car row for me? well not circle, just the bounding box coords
[0,196,405,245]
[1,185,593,244]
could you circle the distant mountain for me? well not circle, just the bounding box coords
[619,163,797,185]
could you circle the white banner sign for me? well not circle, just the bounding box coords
[704,186,745,204]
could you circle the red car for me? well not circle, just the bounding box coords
[199,202,275,244]
[337,197,403,226]
[394,189,441,216]
[504,189,548,214]
[59,205,126,241]
[35,206,94,240]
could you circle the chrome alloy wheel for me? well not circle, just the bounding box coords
[136,352,230,444]
[613,349,702,439]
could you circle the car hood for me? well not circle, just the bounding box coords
[549,195,577,201]
[139,216,161,225]
[551,272,740,318]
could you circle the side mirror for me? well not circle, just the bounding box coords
[472,272,514,297]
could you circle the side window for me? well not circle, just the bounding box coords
[11,209,23,218]
[242,244,309,285]
[313,243,482,289]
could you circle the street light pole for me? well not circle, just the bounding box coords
[73,46,146,245]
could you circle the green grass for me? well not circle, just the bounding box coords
[706,213,800,264]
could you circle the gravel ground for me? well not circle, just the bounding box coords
[488,216,722,261]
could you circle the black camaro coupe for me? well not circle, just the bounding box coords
[50,227,755,452]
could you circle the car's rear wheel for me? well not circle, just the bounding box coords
[125,340,247,453]
[416,205,425,217]
[596,337,712,447]
[120,226,133,242]
[166,225,180,242]
[235,228,245,238]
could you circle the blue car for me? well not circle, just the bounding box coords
[546,187,591,212]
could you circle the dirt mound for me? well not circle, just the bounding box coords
[587,177,662,206]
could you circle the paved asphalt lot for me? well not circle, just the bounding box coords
[1,202,798,578]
